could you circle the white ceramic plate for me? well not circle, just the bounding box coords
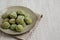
[0,6,37,35]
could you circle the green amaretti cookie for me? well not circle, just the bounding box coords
[9,12,17,18]
[2,22,10,29]
[16,16,26,27]
[2,13,9,19]
[24,17,32,25]
[9,19,15,24]
[16,10,25,16]
[15,25,24,32]
[3,18,9,22]
[10,24,17,31]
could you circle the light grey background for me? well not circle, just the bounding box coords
[0,0,60,40]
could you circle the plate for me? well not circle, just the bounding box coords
[0,6,37,35]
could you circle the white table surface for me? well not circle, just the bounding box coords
[0,0,60,40]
